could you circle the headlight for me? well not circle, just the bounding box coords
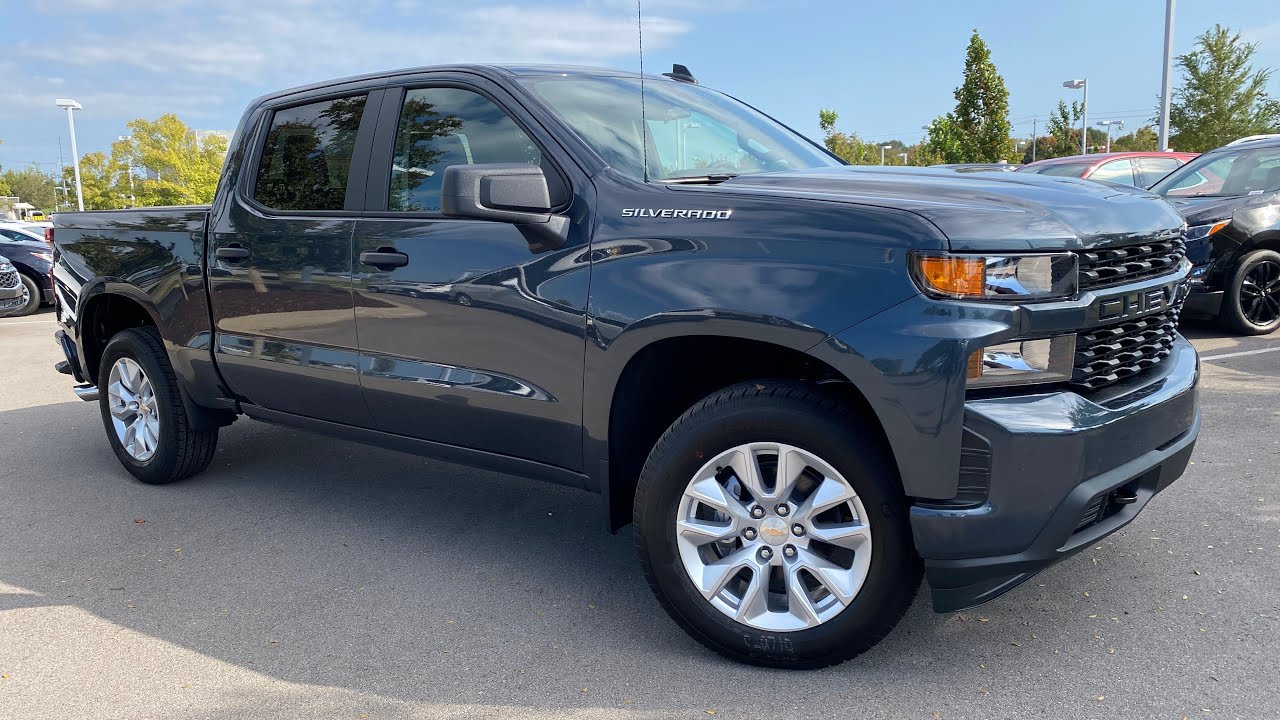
[912,253,1078,301]
[967,335,1076,389]
[1184,220,1229,241]
[0,261,13,272]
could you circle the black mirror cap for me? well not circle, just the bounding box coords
[441,164,568,252]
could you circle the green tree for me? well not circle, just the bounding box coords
[1169,24,1280,151]
[1,165,58,211]
[951,30,1014,162]
[1025,100,1108,161]
[924,115,967,164]
[61,152,122,210]
[1111,126,1159,152]
[116,114,228,206]
[818,109,878,164]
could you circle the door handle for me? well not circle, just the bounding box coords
[215,244,250,261]
[360,248,409,270]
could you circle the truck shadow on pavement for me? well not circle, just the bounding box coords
[0,399,1244,716]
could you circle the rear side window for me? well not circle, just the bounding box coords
[1137,157,1180,187]
[253,95,369,211]
[388,87,543,213]
[1089,159,1135,185]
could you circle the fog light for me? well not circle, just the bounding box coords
[967,335,1076,389]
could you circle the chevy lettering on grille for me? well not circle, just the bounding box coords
[1096,283,1178,322]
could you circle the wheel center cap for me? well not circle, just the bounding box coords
[759,517,788,546]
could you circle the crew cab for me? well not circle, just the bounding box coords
[51,64,1200,668]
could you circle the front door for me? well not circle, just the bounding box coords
[207,90,379,425]
[352,80,590,471]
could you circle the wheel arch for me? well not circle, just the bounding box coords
[589,321,901,533]
[77,285,162,386]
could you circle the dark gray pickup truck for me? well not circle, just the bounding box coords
[51,64,1200,668]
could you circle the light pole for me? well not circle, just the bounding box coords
[1062,79,1088,154]
[56,99,85,211]
[1024,116,1034,162]
[898,152,908,165]
[1159,0,1176,151]
[118,135,136,207]
[1097,120,1124,153]
[880,144,891,165]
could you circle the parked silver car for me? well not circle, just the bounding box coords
[0,255,30,314]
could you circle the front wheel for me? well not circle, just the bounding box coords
[1,273,42,317]
[633,381,921,668]
[1219,249,1280,335]
[98,327,218,484]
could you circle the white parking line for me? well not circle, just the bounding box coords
[0,320,56,325]
[1199,346,1280,362]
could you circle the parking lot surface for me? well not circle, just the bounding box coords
[1,308,1277,720]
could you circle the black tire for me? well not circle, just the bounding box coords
[633,381,921,669]
[98,327,218,484]
[1219,249,1280,335]
[3,273,42,317]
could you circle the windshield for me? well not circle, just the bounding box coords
[1019,162,1092,178]
[517,75,841,181]
[1151,145,1280,197]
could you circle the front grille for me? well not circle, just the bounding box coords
[0,269,18,288]
[1070,310,1179,392]
[1076,237,1185,292]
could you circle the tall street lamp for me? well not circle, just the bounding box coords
[1159,0,1176,151]
[1096,120,1124,153]
[880,144,892,165]
[55,98,84,211]
[1062,79,1088,155]
[897,152,908,165]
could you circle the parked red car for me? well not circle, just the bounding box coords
[1017,151,1198,188]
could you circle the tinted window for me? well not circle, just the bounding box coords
[1022,162,1092,177]
[253,95,368,211]
[389,88,542,213]
[1137,157,1180,187]
[1089,159,1136,185]
[1156,154,1237,196]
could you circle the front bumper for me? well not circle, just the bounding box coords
[914,338,1200,611]
[1182,286,1224,319]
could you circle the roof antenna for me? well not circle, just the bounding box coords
[637,0,649,182]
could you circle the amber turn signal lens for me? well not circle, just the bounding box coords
[916,256,986,298]
[966,349,984,380]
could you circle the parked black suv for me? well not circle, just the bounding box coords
[51,64,1200,668]
[1151,137,1280,334]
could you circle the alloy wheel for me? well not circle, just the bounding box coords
[1240,259,1280,327]
[675,442,873,632]
[107,358,161,462]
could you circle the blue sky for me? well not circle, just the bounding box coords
[3,0,1279,174]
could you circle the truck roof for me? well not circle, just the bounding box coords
[251,64,661,108]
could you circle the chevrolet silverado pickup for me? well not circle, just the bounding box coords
[51,64,1200,668]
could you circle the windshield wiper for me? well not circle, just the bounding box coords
[658,173,739,185]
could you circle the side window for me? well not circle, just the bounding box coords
[1137,158,1179,187]
[389,87,543,213]
[253,94,369,211]
[1089,159,1135,185]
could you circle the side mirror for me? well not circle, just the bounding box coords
[441,164,568,251]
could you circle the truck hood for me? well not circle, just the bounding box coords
[721,166,1185,251]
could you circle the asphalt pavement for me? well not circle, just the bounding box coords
[1,307,1277,720]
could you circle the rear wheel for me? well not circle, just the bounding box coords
[633,381,921,668]
[1219,249,1280,335]
[98,327,218,484]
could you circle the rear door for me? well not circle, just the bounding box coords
[350,75,591,471]
[206,89,382,425]
[1136,157,1181,188]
